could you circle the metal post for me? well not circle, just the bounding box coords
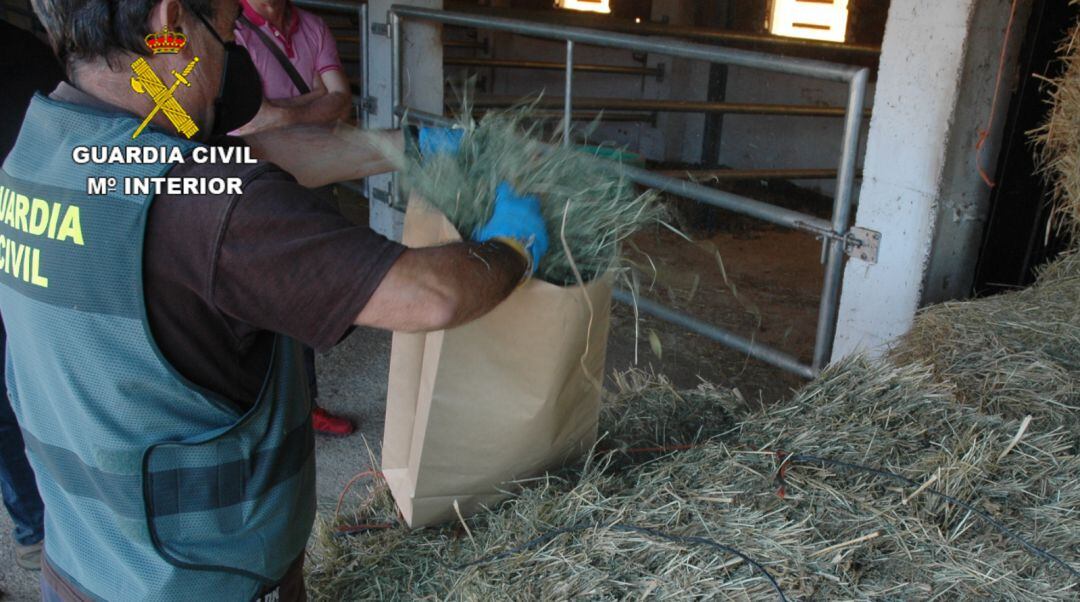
[812,68,869,370]
[361,3,370,129]
[390,11,403,207]
[564,40,574,146]
[391,12,403,129]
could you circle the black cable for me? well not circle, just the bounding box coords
[451,521,790,602]
[784,453,1080,581]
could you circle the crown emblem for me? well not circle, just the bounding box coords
[145,26,187,54]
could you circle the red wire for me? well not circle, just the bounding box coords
[334,469,383,520]
[976,0,1021,188]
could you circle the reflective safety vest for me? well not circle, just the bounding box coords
[0,94,315,600]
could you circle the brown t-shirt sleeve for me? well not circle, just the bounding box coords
[211,169,406,351]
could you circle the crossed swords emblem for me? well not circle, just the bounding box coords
[129,56,200,140]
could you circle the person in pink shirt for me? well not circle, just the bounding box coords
[232,0,352,136]
[232,0,357,436]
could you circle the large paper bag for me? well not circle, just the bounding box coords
[382,198,613,527]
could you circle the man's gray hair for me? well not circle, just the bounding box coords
[31,0,215,68]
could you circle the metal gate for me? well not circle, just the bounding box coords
[296,1,876,379]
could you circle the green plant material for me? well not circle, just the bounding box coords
[308,253,1080,601]
[394,104,665,285]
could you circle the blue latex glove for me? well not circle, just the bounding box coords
[418,127,464,160]
[474,182,550,276]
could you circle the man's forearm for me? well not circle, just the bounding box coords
[356,242,529,333]
[244,125,403,188]
[271,91,351,127]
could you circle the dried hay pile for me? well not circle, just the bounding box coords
[1032,3,1080,241]
[308,253,1079,601]
[893,250,1079,431]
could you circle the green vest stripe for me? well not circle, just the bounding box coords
[22,415,312,517]
[20,430,144,517]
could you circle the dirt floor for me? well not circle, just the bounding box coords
[607,179,831,405]
[609,224,822,406]
[0,182,829,599]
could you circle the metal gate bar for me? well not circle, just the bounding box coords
[445,57,662,78]
[469,96,867,118]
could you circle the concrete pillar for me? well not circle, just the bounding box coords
[366,0,444,241]
[832,0,1026,360]
[921,0,1031,303]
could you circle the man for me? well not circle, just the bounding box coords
[2,0,547,600]
[234,0,357,436]
[0,18,64,573]
[231,0,351,136]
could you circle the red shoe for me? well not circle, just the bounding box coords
[312,407,355,437]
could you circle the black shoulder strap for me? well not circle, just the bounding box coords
[237,14,312,95]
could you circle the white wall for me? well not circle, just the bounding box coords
[718,68,874,196]
[641,0,709,164]
[475,32,654,151]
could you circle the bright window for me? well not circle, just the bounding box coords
[556,0,612,15]
[769,0,850,43]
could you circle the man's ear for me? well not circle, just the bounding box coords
[148,0,184,35]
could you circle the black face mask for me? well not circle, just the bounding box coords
[189,7,263,137]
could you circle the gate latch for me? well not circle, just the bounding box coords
[845,227,881,264]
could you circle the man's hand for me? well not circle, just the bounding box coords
[474,182,550,275]
[232,101,292,137]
